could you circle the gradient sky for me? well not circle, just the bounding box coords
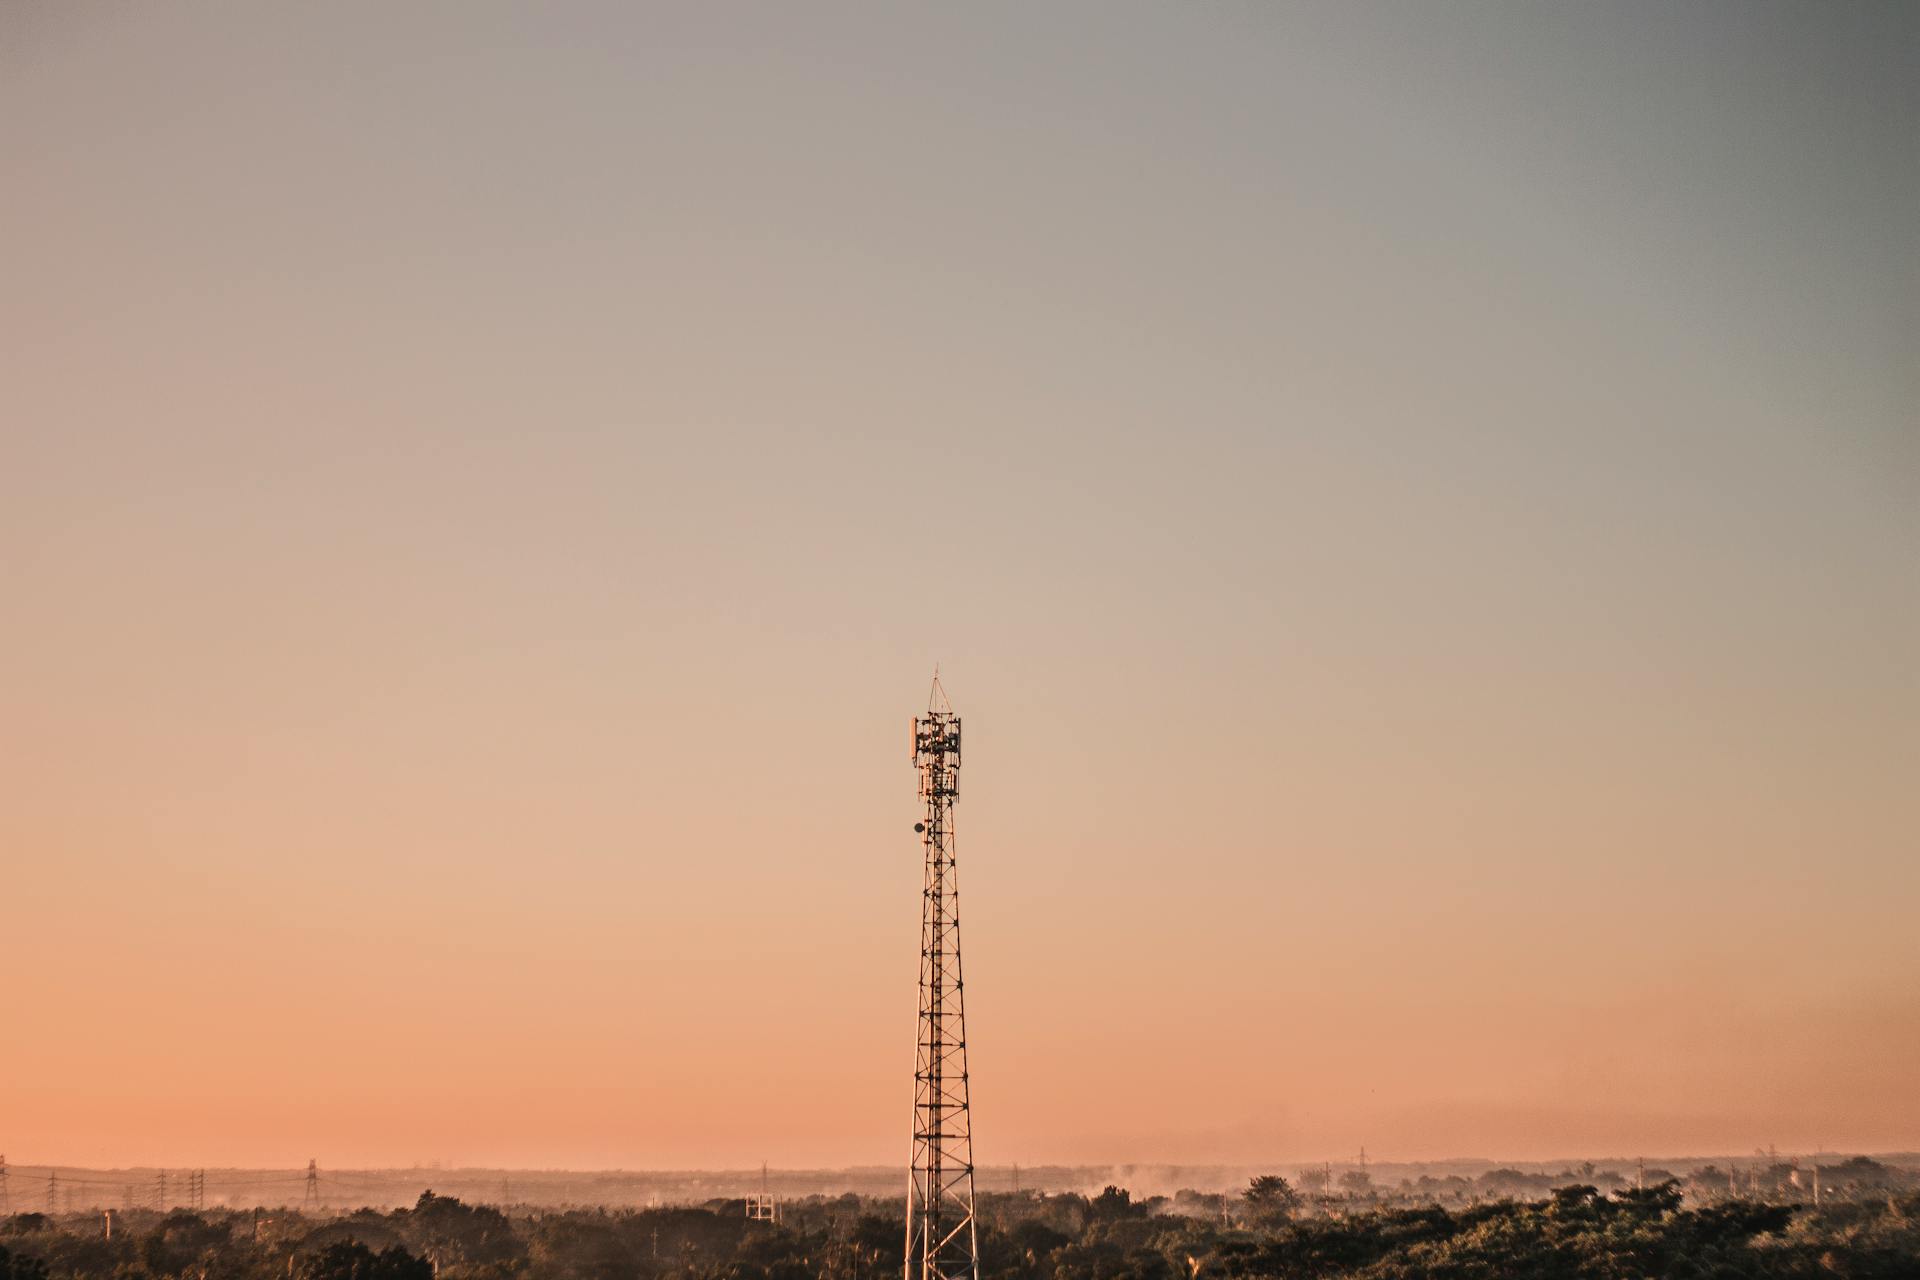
[3,2,1915,1171]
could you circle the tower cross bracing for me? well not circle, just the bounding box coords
[905,676,978,1280]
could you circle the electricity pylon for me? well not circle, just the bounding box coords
[905,675,978,1280]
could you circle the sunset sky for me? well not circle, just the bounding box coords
[3,2,1915,1171]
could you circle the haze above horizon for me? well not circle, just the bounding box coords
[2,1,1914,1171]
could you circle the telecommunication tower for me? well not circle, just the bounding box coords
[905,676,979,1280]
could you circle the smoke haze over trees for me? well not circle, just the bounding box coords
[8,1167,1920,1280]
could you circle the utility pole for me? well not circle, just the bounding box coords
[156,1170,168,1211]
[47,1172,58,1214]
[0,1154,9,1215]
[905,676,980,1280]
[304,1160,320,1211]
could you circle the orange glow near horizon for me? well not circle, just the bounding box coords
[2,3,1914,1171]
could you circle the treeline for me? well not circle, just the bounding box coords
[1245,1154,1918,1210]
[5,1179,1920,1280]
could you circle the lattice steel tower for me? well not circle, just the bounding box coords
[906,676,978,1280]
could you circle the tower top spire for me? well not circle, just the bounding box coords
[928,667,953,715]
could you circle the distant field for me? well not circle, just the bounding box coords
[10,1155,1915,1210]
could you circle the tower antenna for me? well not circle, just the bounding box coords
[905,677,978,1280]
